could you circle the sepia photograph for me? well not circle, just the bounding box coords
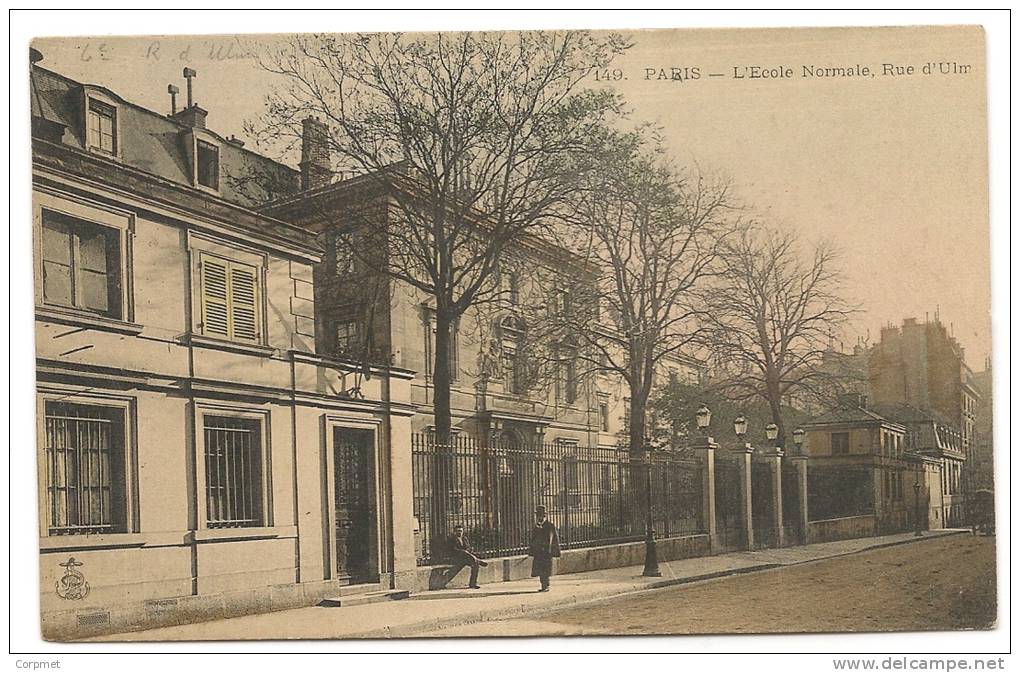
[11,9,1008,661]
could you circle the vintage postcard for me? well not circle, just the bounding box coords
[27,24,994,642]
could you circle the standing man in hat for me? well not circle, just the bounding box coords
[528,505,560,592]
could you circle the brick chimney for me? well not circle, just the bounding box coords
[300,117,332,191]
[169,67,207,129]
[171,105,208,129]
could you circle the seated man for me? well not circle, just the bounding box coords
[446,524,488,589]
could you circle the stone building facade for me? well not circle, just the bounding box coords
[31,60,419,639]
[261,124,701,452]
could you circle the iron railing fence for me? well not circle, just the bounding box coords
[781,460,803,545]
[714,455,746,550]
[751,460,777,548]
[411,434,706,565]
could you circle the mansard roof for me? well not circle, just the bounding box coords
[30,63,299,209]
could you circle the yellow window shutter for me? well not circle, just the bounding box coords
[201,255,229,337]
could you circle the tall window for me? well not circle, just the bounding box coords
[599,402,610,432]
[203,415,263,528]
[555,288,572,318]
[334,232,355,275]
[562,355,578,405]
[196,140,220,190]
[499,270,520,305]
[499,315,525,394]
[831,432,850,455]
[199,253,260,343]
[43,402,126,535]
[86,99,117,155]
[41,211,122,318]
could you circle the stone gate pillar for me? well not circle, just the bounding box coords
[733,445,755,551]
[790,454,810,545]
[692,437,718,554]
[763,449,785,547]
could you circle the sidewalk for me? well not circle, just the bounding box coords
[92,529,964,641]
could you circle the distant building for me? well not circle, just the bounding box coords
[870,403,966,526]
[802,394,943,534]
[971,359,994,490]
[868,316,980,494]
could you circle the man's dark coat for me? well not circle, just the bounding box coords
[528,519,561,578]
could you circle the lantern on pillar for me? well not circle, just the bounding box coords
[792,427,806,454]
[733,415,748,439]
[695,405,712,435]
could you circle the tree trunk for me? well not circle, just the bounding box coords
[433,310,454,443]
[766,378,785,449]
[429,307,455,554]
[629,388,648,456]
[627,367,652,538]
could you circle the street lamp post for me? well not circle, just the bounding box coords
[641,436,661,578]
[913,479,923,537]
[765,423,779,451]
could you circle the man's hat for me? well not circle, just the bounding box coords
[535,505,547,514]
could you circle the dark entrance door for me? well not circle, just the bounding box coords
[333,427,375,583]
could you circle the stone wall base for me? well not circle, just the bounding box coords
[42,578,345,642]
[807,515,878,544]
[413,534,711,593]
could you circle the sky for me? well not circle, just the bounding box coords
[32,26,991,368]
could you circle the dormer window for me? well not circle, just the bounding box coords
[86,99,117,155]
[197,140,220,190]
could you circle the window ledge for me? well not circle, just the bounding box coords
[187,333,276,357]
[188,525,297,544]
[36,306,143,335]
[39,531,177,552]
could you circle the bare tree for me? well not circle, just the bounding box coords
[703,225,858,445]
[249,31,629,445]
[552,130,736,456]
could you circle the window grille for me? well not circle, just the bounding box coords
[44,402,125,535]
[204,416,263,528]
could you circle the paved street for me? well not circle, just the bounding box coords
[90,530,981,641]
[421,533,996,637]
